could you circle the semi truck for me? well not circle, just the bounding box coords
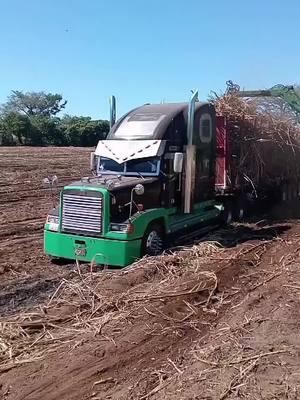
[44,89,299,267]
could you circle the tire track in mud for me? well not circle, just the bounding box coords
[0,233,43,247]
[0,276,65,316]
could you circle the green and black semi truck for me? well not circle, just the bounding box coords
[44,90,299,267]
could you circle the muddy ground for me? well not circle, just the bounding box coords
[0,146,92,313]
[0,147,299,400]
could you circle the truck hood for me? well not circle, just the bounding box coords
[65,175,159,192]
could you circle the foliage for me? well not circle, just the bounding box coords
[1,91,67,117]
[0,112,28,145]
[0,91,109,146]
[60,116,109,146]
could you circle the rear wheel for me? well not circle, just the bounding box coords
[234,196,247,221]
[142,223,164,256]
[221,201,233,225]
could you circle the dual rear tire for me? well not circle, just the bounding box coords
[221,196,246,225]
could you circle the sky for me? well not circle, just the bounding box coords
[0,0,299,119]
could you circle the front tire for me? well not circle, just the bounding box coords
[141,223,164,256]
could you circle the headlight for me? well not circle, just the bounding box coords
[47,215,59,224]
[109,223,134,233]
[46,215,59,232]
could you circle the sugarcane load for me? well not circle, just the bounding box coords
[44,84,300,266]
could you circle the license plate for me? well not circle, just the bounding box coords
[75,248,86,256]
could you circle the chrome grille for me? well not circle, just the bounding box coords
[62,192,103,236]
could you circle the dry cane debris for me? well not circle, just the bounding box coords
[0,226,299,399]
[213,93,300,187]
[0,236,292,372]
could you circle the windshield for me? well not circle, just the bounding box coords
[108,113,165,139]
[99,157,123,173]
[97,157,160,176]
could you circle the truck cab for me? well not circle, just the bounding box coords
[44,95,221,267]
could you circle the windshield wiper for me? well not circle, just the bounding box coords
[136,172,145,180]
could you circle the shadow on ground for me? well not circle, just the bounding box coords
[171,223,290,250]
[203,223,290,248]
[177,198,299,249]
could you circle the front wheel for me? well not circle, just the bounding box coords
[141,223,164,256]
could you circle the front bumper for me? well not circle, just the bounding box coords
[44,230,142,267]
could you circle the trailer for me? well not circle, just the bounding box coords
[216,81,300,209]
[44,91,299,267]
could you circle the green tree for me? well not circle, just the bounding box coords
[2,91,67,117]
[0,112,31,145]
[60,115,109,146]
[30,116,66,146]
[0,90,109,146]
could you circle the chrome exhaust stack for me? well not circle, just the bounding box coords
[184,90,198,213]
[109,95,116,129]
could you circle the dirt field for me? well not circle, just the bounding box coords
[0,147,299,400]
[0,146,92,313]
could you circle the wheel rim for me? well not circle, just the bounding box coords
[146,230,163,255]
[226,210,233,224]
[238,207,244,220]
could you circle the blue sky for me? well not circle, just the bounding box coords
[0,0,299,119]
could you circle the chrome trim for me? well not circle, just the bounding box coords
[62,193,103,235]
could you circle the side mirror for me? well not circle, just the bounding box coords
[43,175,58,186]
[42,175,58,208]
[173,152,184,173]
[90,152,97,172]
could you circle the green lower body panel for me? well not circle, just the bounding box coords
[44,230,142,267]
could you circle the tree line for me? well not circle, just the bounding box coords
[0,91,109,146]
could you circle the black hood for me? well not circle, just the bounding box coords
[66,175,162,222]
[67,175,159,193]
